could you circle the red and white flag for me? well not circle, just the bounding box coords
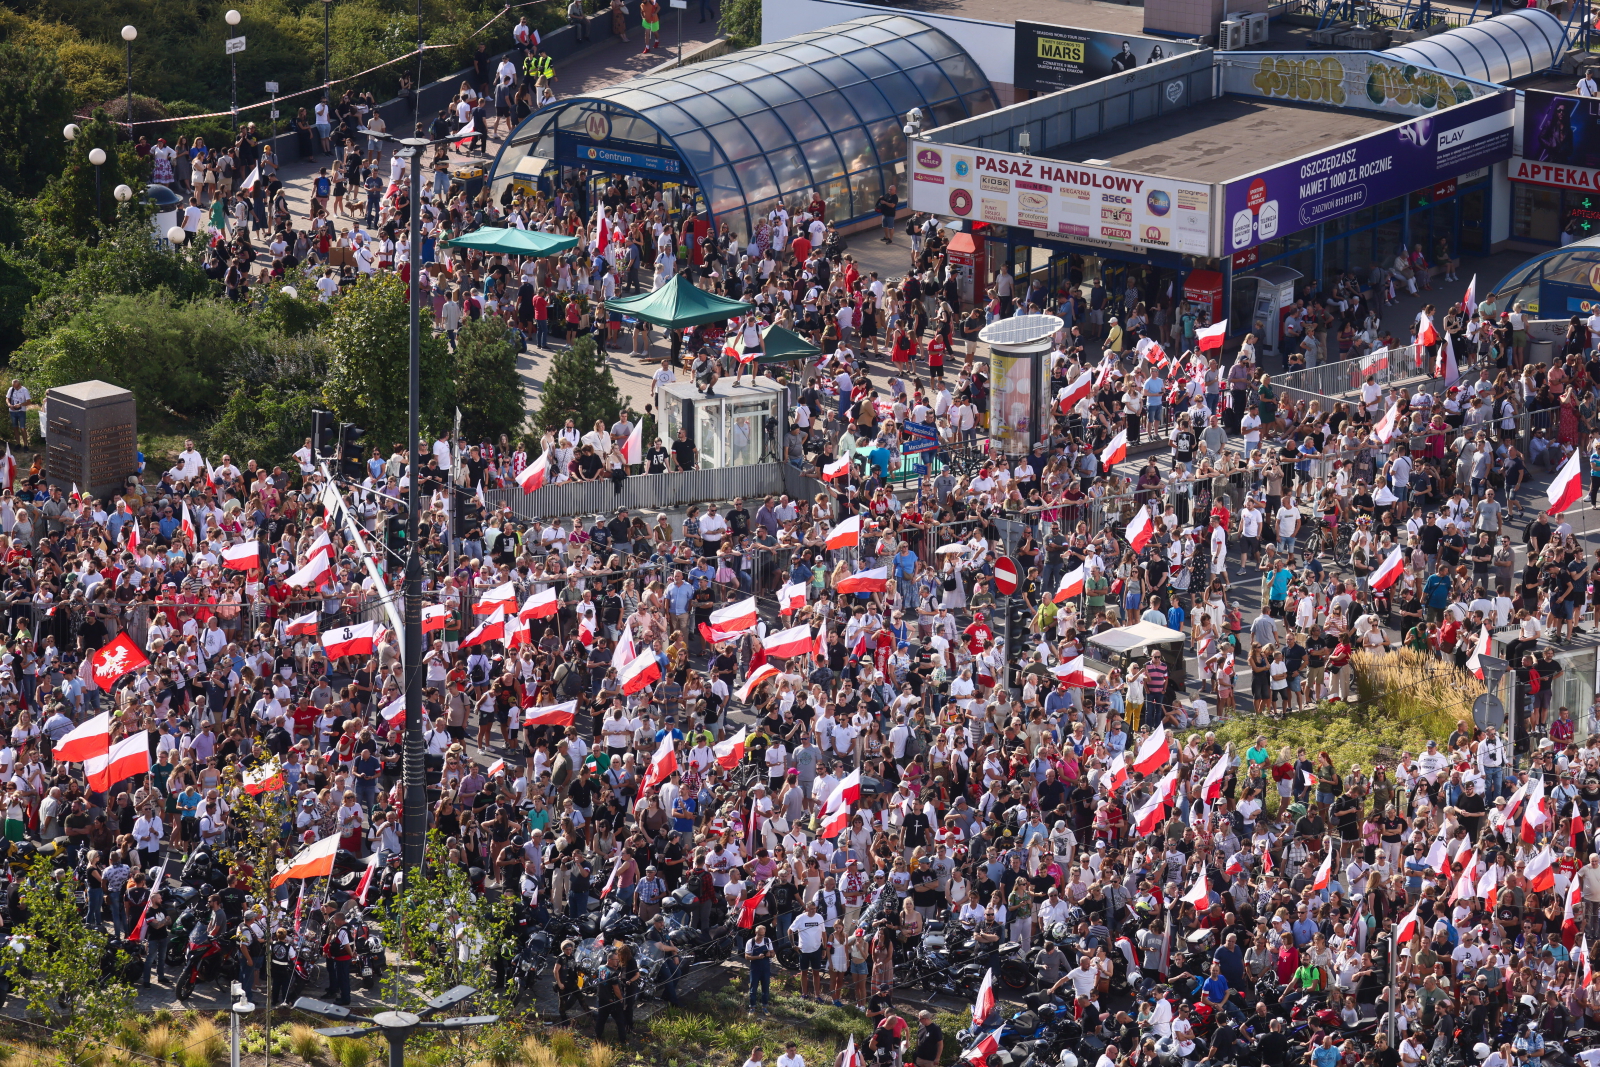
[321,620,382,659]
[763,623,813,659]
[421,604,451,633]
[709,597,758,634]
[222,540,260,571]
[1103,752,1130,795]
[355,852,381,905]
[519,588,559,619]
[52,711,110,763]
[735,663,781,702]
[270,832,341,887]
[379,696,406,728]
[1369,546,1406,592]
[517,453,549,493]
[1051,655,1095,689]
[1467,625,1493,680]
[285,609,321,637]
[1132,790,1166,836]
[714,726,748,769]
[1462,274,1477,317]
[475,582,518,615]
[779,582,808,615]
[1426,837,1451,878]
[619,649,663,695]
[1132,726,1169,776]
[524,699,578,726]
[1199,746,1231,803]
[825,515,861,549]
[243,761,286,795]
[1417,312,1439,348]
[1179,867,1211,907]
[1057,370,1093,411]
[822,457,852,481]
[972,968,996,1027]
[1372,403,1401,445]
[1311,849,1333,892]
[86,730,151,792]
[1196,319,1227,351]
[965,1034,999,1066]
[1548,447,1584,516]
[612,618,637,670]
[1395,900,1423,944]
[837,566,889,594]
[1476,864,1500,910]
[460,610,508,648]
[1100,429,1128,469]
[819,804,851,839]
[89,633,149,691]
[638,735,678,794]
[1126,505,1154,553]
[285,551,331,590]
[1526,844,1556,893]
[125,520,140,552]
[1054,565,1085,603]
[180,501,197,544]
[621,419,644,467]
[737,879,769,929]
[823,769,862,814]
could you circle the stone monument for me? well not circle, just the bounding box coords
[44,380,138,500]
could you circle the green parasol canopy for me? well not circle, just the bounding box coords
[606,274,750,329]
[441,228,579,257]
[753,324,821,365]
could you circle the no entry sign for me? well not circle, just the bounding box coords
[993,556,1019,595]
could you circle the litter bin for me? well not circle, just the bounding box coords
[1527,338,1554,366]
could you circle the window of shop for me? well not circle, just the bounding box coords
[1513,184,1563,243]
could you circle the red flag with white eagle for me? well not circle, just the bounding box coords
[90,633,149,691]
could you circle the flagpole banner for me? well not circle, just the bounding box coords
[1221,91,1513,254]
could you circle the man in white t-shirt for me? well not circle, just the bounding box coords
[1241,409,1262,456]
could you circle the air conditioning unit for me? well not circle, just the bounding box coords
[1218,19,1248,49]
[1242,11,1270,43]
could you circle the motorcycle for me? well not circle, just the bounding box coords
[174,928,241,1002]
[508,938,547,1008]
[348,911,385,991]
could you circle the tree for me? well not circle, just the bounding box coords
[206,331,332,466]
[1,855,136,1064]
[533,335,622,434]
[31,109,130,238]
[323,273,453,450]
[0,43,73,196]
[454,318,528,446]
[719,0,761,48]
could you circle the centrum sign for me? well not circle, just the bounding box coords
[908,139,1212,256]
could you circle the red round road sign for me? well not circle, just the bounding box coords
[993,556,1019,596]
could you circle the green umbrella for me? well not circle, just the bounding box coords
[440,228,580,257]
[753,324,821,365]
[606,274,750,329]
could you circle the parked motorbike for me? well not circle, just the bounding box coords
[174,927,241,1002]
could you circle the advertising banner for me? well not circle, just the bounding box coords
[908,140,1212,256]
[1218,52,1492,118]
[1013,22,1198,92]
[1221,91,1513,255]
[1518,89,1600,184]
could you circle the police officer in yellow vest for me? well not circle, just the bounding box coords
[523,49,554,86]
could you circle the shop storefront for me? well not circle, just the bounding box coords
[1509,89,1600,246]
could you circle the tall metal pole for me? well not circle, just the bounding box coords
[231,53,239,132]
[126,41,133,132]
[401,135,429,870]
[416,0,424,123]
[324,1,332,101]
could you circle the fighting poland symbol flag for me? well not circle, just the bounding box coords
[321,620,381,659]
[421,604,452,633]
[1549,448,1583,516]
[459,610,507,649]
[90,633,149,690]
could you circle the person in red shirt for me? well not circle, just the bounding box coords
[926,332,945,378]
[790,233,811,266]
[963,612,992,655]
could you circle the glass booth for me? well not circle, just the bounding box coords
[659,379,786,469]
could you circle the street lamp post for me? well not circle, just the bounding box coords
[226,10,243,132]
[295,986,498,1067]
[323,0,333,102]
[121,25,137,134]
[88,147,106,219]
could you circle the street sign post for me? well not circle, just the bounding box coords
[993,556,1019,596]
[902,420,939,454]
[226,35,247,54]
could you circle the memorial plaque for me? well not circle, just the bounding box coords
[44,380,137,500]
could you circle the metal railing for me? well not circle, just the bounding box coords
[484,462,791,520]
[1271,343,1430,408]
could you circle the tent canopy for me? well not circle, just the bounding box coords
[754,325,821,365]
[1087,621,1187,657]
[441,228,579,257]
[607,275,749,329]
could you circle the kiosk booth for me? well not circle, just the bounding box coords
[658,379,787,470]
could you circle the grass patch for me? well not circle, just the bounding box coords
[547,1032,583,1067]
[179,1018,226,1067]
[289,1024,328,1063]
[329,1039,376,1067]
[144,1025,182,1063]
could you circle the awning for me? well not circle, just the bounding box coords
[753,324,820,365]
[441,228,579,257]
[606,274,750,329]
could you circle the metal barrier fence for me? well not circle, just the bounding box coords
[1272,344,1427,408]
[484,463,791,520]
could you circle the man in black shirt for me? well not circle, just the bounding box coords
[670,429,697,471]
[1455,778,1487,838]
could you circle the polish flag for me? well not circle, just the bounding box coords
[1526,845,1557,893]
[736,879,769,929]
[621,418,644,466]
[1417,312,1439,348]
[1156,764,1183,807]
[1131,726,1169,776]
[1395,900,1423,944]
[222,540,260,570]
[52,711,111,763]
[709,597,758,634]
[837,566,889,594]
[714,726,748,769]
[421,604,451,633]
[1466,625,1493,679]
[474,582,517,614]
[517,453,549,493]
[1312,850,1333,892]
[355,852,381,905]
[1425,837,1450,878]
[1196,319,1227,351]
[612,619,637,670]
[823,768,862,814]
[285,552,331,589]
[320,620,382,659]
[125,520,140,552]
[1523,777,1549,844]
[519,588,559,619]
[1199,746,1231,803]
[243,762,286,795]
[180,502,197,544]
[1103,752,1130,795]
[840,1037,864,1067]
[86,730,151,792]
[700,621,747,646]
[459,610,507,648]
[735,663,781,703]
[638,735,678,794]
[285,609,321,637]
[524,699,578,726]
[1449,865,1478,905]
[1369,546,1406,592]
[779,582,808,615]
[1100,429,1128,470]
[965,1033,1000,1066]
[819,804,852,839]
[1131,790,1166,835]
[485,759,508,779]
[1548,448,1584,516]
[1372,403,1400,445]
[1225,852,1245,878]
[822,457,852,481]
[1584,935,1595,989]
[1179,867,1211,907]
[506,619,533,649]
[1442,334,1460,387]
[270,832,341,887]
[1477,864,1500,910]
[1054,565,1085,603]
[1144,342,1170,369]
[825,515,861,549]
[1566,877,1583,938]
[972,968,996,1028]
[1051,655,1095,689]
[619,649,663,695]
[379,696,406,728]
[763,624,814,659]
[1462,274,1477,317]
[1057,370,1093,412]
[1125,505,1154,553]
